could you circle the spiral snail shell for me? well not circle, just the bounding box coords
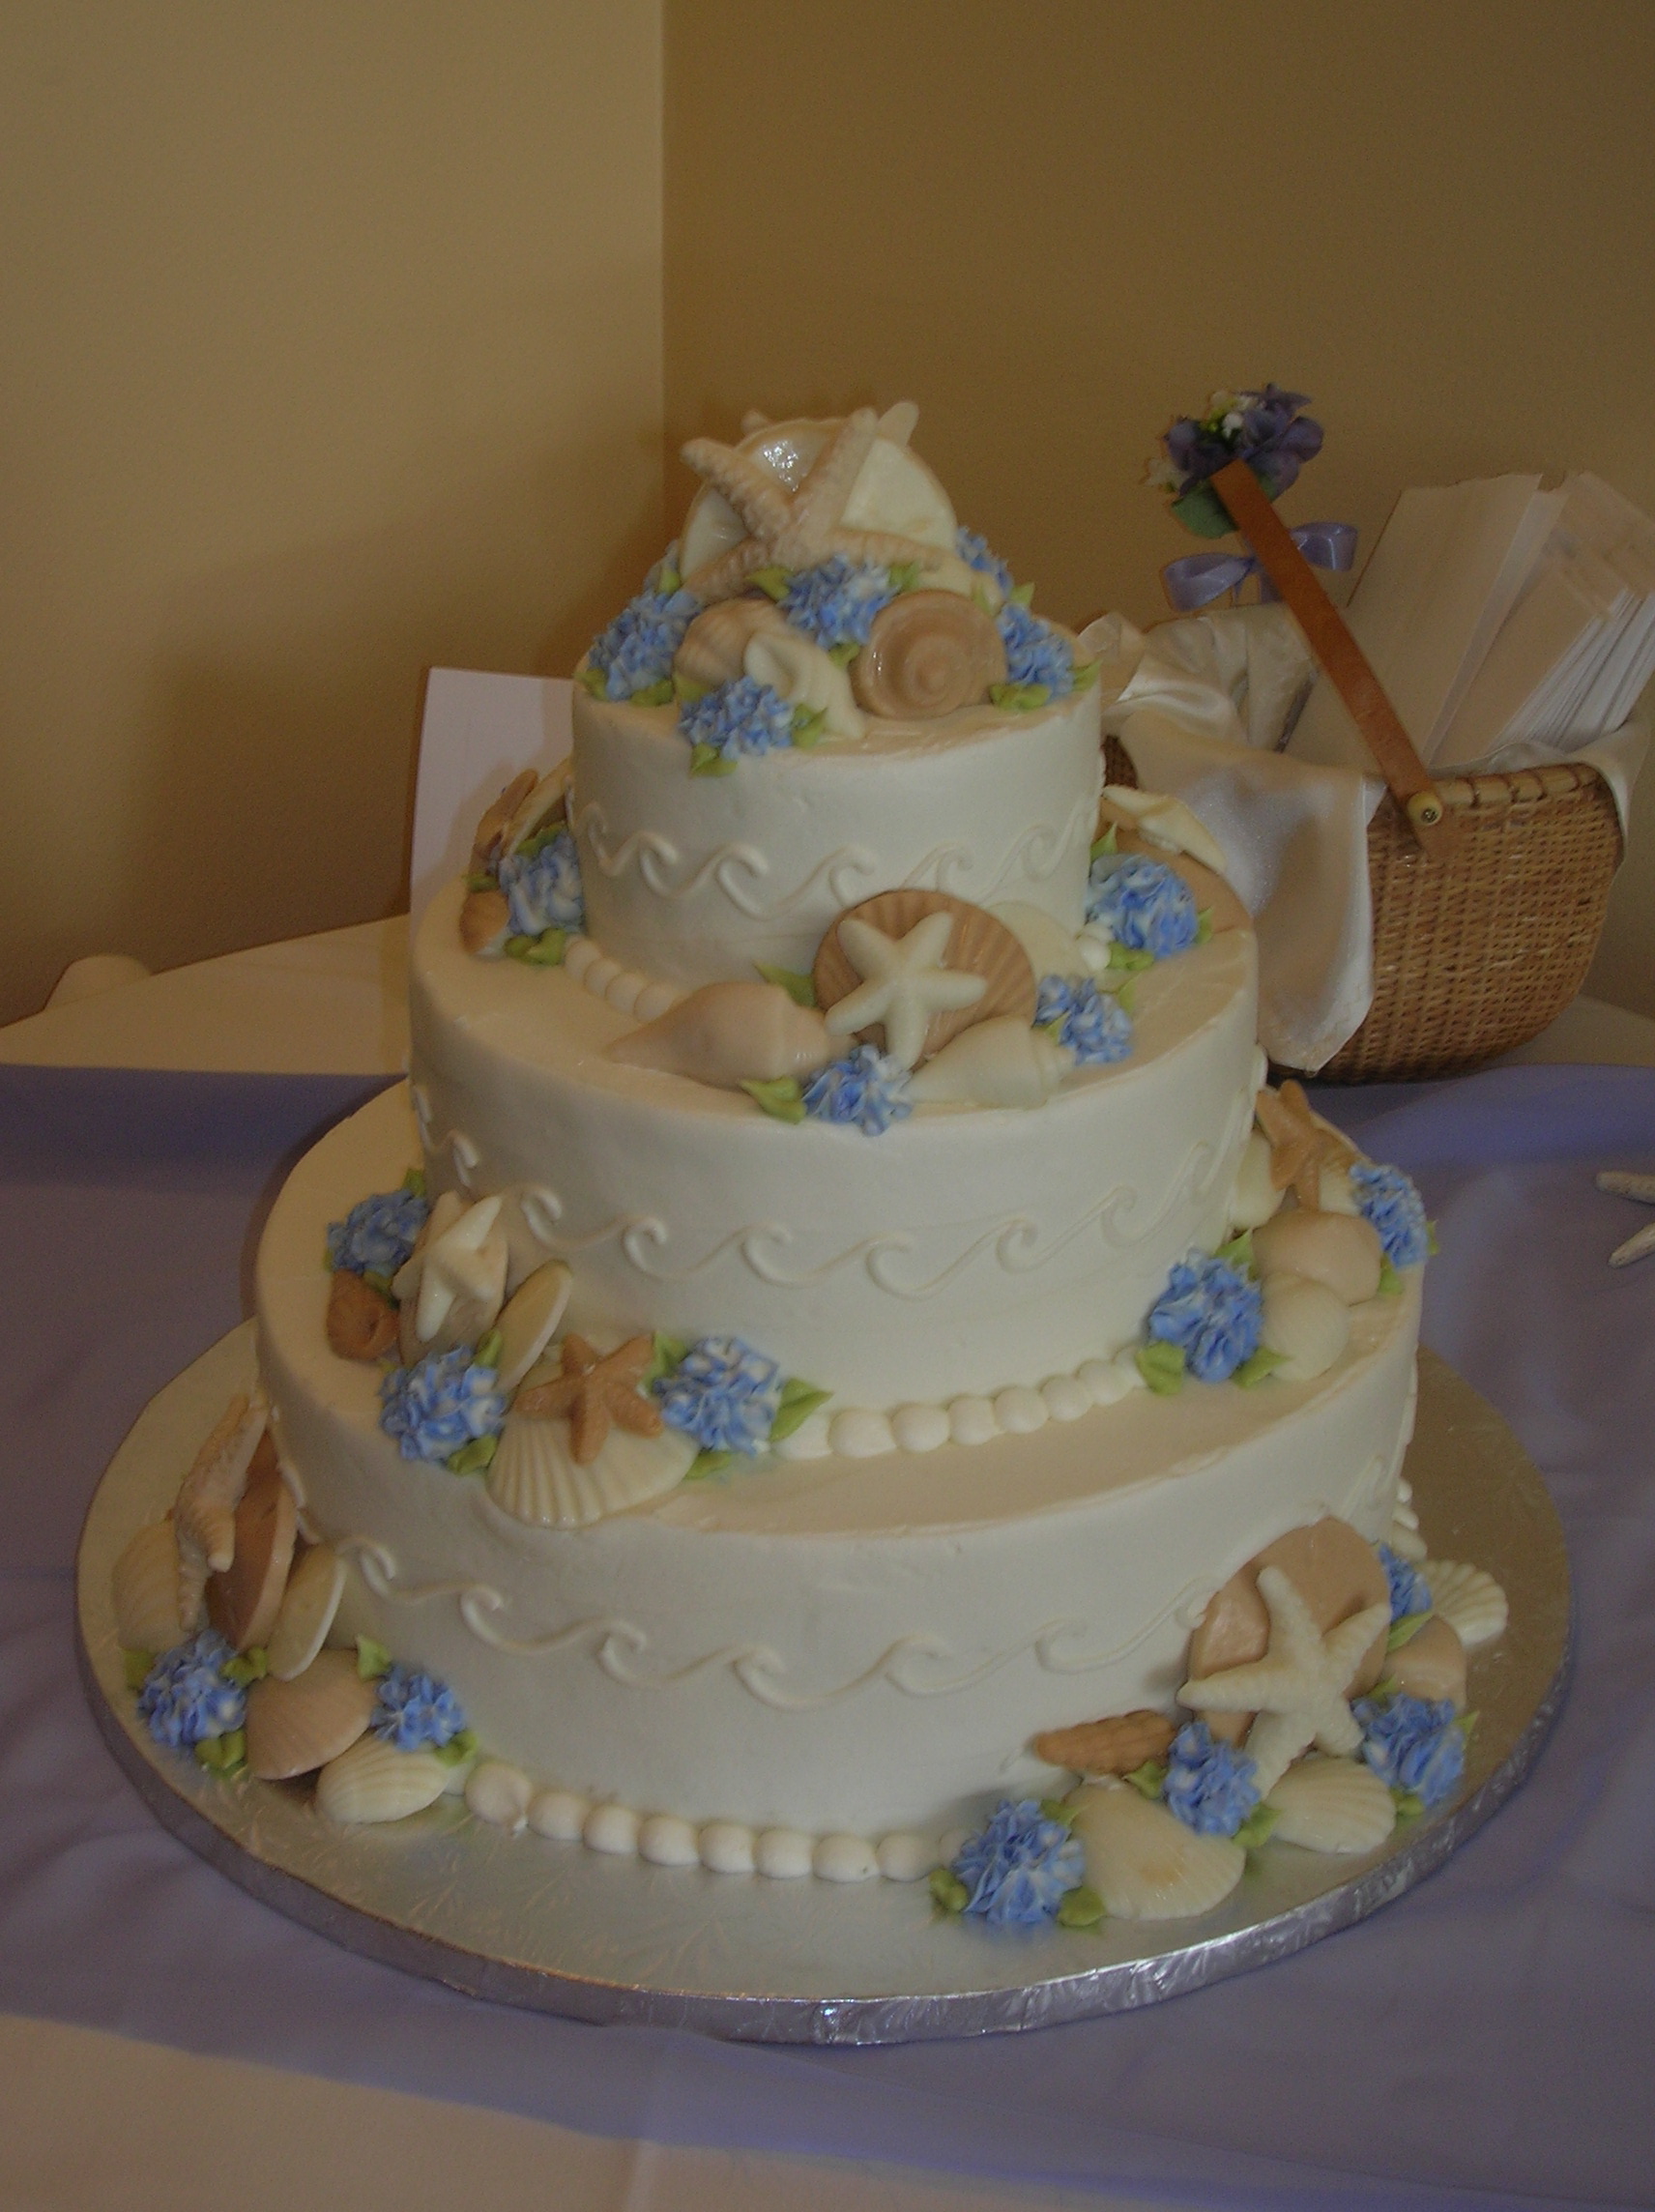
[850,591,1006,720]
[673,596,789,690]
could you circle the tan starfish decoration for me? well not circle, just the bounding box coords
[1254,1080,1357,1209]
[679,408,945,605]
[1178,1565,1392,1796]
[513,1335,662,1466]
[174,1388,270,1632]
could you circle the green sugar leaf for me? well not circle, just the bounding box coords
[828,640,860,667]
[1391,1787,1427,1824]
[740,1076,806,1123]
[1427,1221,1440,1256]
[1136,1341,1185,1396]
[655,563,682,595]
[401,1167,426,1199]
[769,1379,831,1441]
[474,1328,504,1371]
[1456,1709,1479,1743]
[1234,1346,1288,1389]
[686,1446,737,1481]
[1010,580,1036,607]
[690,742,738,777]
[1215,1229,1255,1273]
[1368,1674,1399,1702]
[1070,654,1100,692]
[988,681,1052,713]
[1115,978,1138,1015]
[1124,1759,1167,1801]
[122,1648,154,1691]
[886,560,922,597]
[503,934,536,960]
[194,1729,247,1777]
[446,1433,499,1477]
[791,704,828,750]
[673,671,711,707]
[1038,1797,1077,1829]
[630,677,675,709]
[1386,1610,1432,1651]
[643,1333,688,1387]
[465,870,497,893]
[1234,1801,1281,1850]
[362,1267,393,1298]
[356,1636,392,1681]
[432,1726,479,1768]
[1170,480,1236,539]
[1090,824,1118,859]
[1196,908,1214,945]
[1056,1884,1106,1930]
[576,665,608,699]
[522,929,567,967]
[929,1867,970,1916]
[1378,1256,1403,1297]
[749,565,792,601]
[223,1646,268,1688]
[754,963,817,1007]
[1108,944,1155,973]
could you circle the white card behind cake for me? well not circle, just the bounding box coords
[410,669,573,943]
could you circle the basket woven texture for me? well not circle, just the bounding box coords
[1102,738,1622,1083]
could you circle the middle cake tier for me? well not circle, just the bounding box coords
[410,881,1260,1412]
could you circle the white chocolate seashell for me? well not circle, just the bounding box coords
[1254,1208,1384,1304]
[459,888,510,958]
[1100,786,1230,879]
[397,1195,508,1364]
[907,1016,1072,1109]
[487,1414,696,1529]
[1260,1272,1351,1382]
[493,1262,573,1394]
[470,767,538,873]
[466,1761,534,1832]
[1318,1162,1361,1215]
[1068,1779,1245,1921]
[991,901,1090,981]
[112,1522,189,1653]
[173,1390,269,1634]
[743,627,865,741]
[1266,1755,1397,1853]
[850,591,1006,720]
[1423,1560,1508,1648]
[674,595,790,689]
[501,761,571,858]
[267,1543,346,1679]
[246,1651,377,1782]
[1227,1129,1287,1233]
[316,1733,450,1824]
[1386,1514,1429,1563]
[1387,1614,1467,1708]
[609,979,833,1090]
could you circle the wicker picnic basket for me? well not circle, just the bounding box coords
[1102,738,1623,1083]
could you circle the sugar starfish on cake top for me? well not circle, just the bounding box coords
[1255,1081,1357,1209]
[514,1335,662,1466]
[411,1195,508,1348]
[825,912,988,1070]
[1178,1563,1391,1796]
[679,408,951,605]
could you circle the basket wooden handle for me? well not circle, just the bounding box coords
[1210,459,1450,854]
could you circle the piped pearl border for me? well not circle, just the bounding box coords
[777,1351,1147,1462]
[563,934,683,1022]
[461,1760,943,1884]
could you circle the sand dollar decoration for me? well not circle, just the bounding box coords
[850,591,1006,720]
[811,889,1035,1068]
[205,1439,298,1653]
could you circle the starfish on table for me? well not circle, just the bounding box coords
[679,408,944,605]
[1597,1171,1655,1267]
[1178,1565,1391,1797]
[413,1195,508,1346]
[513,1335,663,1466]
[1254,1080,1357,1209]
[825,911,988,1070]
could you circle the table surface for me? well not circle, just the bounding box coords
[4,933,1654,2212]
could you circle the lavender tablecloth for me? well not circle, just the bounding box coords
[3,1062,1652,2212]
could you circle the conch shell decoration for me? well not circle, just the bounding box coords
[850,591,1006,720]
[674,597,789,690]
[609,980,833,1090]
[743,628,865,742]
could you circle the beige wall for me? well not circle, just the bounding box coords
[665,0,1655,1017]
[0,1,663,1024]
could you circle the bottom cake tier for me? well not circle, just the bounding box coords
[256,1085,1422,1848]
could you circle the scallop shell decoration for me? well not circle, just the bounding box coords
[906,1016,1071,1109]
[315,1734,450,1825]
[1067,1780,1245,1921]
[501,759,572,858]
[111,1521,189,1653]
[609,980,833,1090]
[811,889,1035,1066]
[1266,1755,1398,1854]
[1423,1560,1509,1647]
[266,1542,347,1680]
[246,1650,377,1782]
[471,767,538,872]
[850,591,1006,720]
[487,1413,698,1529]
[492,1261,573,1394]
[674,595,790,690]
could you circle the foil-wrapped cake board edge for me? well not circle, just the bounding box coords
[76,1328,1571,2045]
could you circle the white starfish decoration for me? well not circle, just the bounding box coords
[825,912,988,1070]
[413,1194,508,1346]
[1178,1564,1391,1797]
[679,407,944,605]
[1597,1171,1655,1266]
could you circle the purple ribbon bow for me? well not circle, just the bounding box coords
[1161,520,1357,612]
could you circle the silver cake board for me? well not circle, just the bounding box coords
[76,1330,1571,2045]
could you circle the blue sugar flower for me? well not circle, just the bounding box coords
[1379,1543,1433,1622]
[800,1044,913,1136]
[497,827,584,938]
[1163,1721,1262,1837]
[1163,386,1323,502]
[653,1335,783,1457]
[327,1186,429,1279]
[679,675,797,764]
[780,555,896,651]
[1147,1252,1263,1383]
[1350,1161,1430,1268]
[997,600,1074,696]
[1355,1692,1466,1809]
[950,1799,1087,1928]
[1035,975,1133,1066]
[138,1632,247,1750]
[588,582,702,701]
[379,1347,508,1465]
[954,527,1015,599]
[1085,853,1200,957]
[372,1662,469,1751]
